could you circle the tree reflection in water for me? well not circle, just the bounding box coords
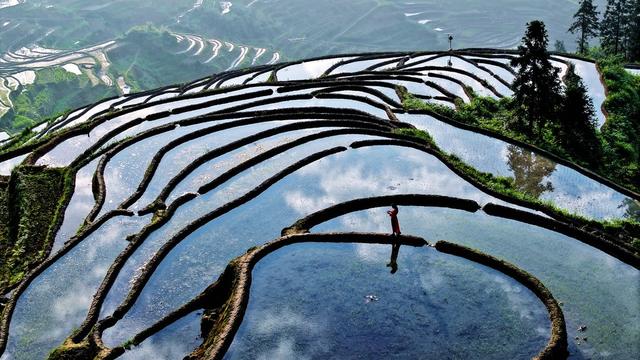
[506,145,557,198]
[621,198,640,222]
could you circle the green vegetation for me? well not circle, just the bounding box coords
[399,17,639,194]
[0,166,68,294]
[108,26,233,93]
[401,82,639,195]
[393,127,436,147]
[392,127,640,249]
[572,0,640,61]
[597,56,640,191]
[0,68,117,133]
[569,0,600,54]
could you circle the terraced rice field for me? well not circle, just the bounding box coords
[0,50,638,359]
[0,32,278,119]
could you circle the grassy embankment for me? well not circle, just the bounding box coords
[0,166,70,299]
[395,85,640,249]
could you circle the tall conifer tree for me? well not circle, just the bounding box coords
[511,21,562,138]
[557,63,601,164]
[624,0,640,60]
[569,0,600,54]
[601,0,627,55]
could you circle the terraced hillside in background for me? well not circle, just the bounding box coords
[0,0,611,135]
[0,50,638,360]
[0,26,280,134]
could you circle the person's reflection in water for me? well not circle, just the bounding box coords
[387,241,400,274]
[386,204,401,274]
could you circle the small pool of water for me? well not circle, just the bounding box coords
[0,153,27,176]
[225,242,550,359]
[328,57,402,75]
[277,57,353,81]
[119,310,203,360]
[50,158,100,255]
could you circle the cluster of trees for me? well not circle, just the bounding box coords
[510,21,601,166]
[569,0,640,61]
[510,19,638,191]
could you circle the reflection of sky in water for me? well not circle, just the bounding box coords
[103,119,312,215]
[473,62,515,84]
[101,134,386,345]
[130,120,299,210]
[277,57,353,81]
[247,97,388,119]
[331,90,398,107]
[326,86,400,103]
[101,130,359,320]
[4,215,150,360]
[329,57,401,75]
[420,75,470,101]
[405,55,512,97]
[98,121,224,218]
[35,87,279,167]
[119,310,202,360]
[218,72,260,87]
[246,71,271,84]
[397,113,631,220]
[315,207,640,359]
[225,243,549,359]
[0,154,27,176]
[52,97,121,133]
[388,78,445,98]
[102,144,542,347]
[165,127,333,203]
[50,158,99,254]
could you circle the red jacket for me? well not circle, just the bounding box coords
[388,208,400,234]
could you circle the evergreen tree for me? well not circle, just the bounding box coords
[569,0,600,54]
[625,0,640,61]
[557,63,602,164]
[511,21,562,138]
[601,0,627,55]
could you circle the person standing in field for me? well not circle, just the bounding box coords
[387,204,401,236]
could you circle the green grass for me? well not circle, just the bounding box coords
[392,126,640,249]
[399,84,640,194]
[0,166,69,293]
[597,57,640,193]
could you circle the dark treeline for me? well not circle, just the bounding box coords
[511,19,639,194]
[511,21,602,167]
[569,0,640,61]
